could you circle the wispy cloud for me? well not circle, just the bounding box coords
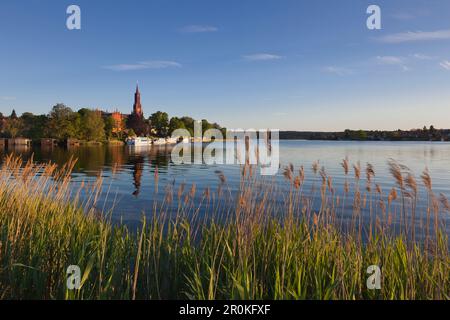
[104,60,181,71]
[0,96,16,101]
[411,53,434,60]
[322,66,354,76]
[376,56,404,65]
[376,56,410,71]
[378,29,450,43]
[180,25,218,33]
[439,60,450,71]
[243,53,283,61]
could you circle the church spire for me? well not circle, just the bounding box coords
[133,82,143,118]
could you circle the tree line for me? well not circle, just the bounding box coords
[0,104,225,142]
[279,126,450,141]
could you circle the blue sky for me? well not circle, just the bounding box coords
[1,0,450,130]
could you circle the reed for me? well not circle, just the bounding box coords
[0,155,448,300]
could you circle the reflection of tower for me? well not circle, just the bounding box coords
[132,157,144,197]
[133,84,143,118]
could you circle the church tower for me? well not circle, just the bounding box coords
[133,84,143,118]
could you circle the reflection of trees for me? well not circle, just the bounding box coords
[148,145,172,169]
[106,146,127,174]
[7,145,32,157]
[65,146,106,175]
[31,145,108,176]
[131,156,144,197]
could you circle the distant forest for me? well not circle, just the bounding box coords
[280,127,450,141]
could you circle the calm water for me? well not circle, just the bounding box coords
[1,141,450,231]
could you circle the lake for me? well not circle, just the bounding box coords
[1,140,450,233]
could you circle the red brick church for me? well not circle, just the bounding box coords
[102,84,145,134]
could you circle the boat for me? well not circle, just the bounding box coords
[152,138,167,145]
[126,137,152,146]
[166,137,179,145]
[171,136,190,144]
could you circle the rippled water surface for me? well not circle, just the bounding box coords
[2,141,450,231]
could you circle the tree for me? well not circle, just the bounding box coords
[21,112,48,140]
[78,109,105,142]
[429,125,435,132]
[354,130,368,141]
[3,117,24,138]
[343,129,367,141]
[127,128,136,137]
[201,119,214,134]
[104,116,115,139]
[0,113,5,136]
[21,112,35,135]
[127,114,149,137]
[168,117,186,135]
[180,116,195,136]
[46,104,79,140]
[212,122,222,130]
[344,129,351,139]
[149,111,169,137]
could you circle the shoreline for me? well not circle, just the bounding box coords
[0,155,448,299]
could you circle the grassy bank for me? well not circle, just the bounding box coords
[0,155,448,300]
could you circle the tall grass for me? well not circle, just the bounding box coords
[0,154,448,300]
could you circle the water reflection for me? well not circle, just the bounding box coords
[7,145,33,156]
[1,141,450,228]
[130,155,144,197]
